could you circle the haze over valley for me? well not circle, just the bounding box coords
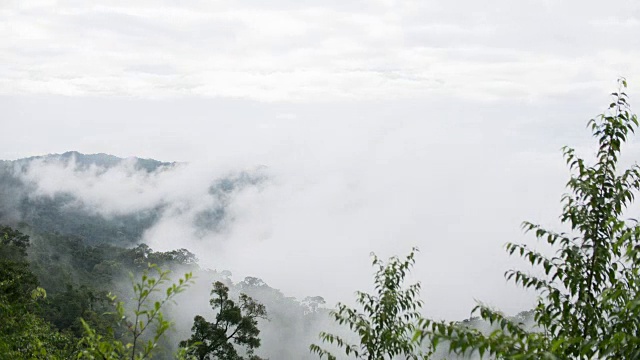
[2,0,640,359]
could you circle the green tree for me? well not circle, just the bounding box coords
[77,264,193,360]
[180,281,267,360]
[310,247,429,360]
[418,79,640,358]
[0,225,76,359]
[0,306,77,360]
[0,225,30,259]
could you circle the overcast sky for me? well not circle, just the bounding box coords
[2,0,640,320]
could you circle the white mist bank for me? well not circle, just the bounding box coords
[7,82,640,322]
[9,112,573,321]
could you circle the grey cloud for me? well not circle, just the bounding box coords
[1,0,638,100]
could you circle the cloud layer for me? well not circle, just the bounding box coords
[3,0,640,322]
[1,0,639,101]
[9,98,590,320]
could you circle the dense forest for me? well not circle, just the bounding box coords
[3,80,640,359]
[0,153,332,359]
[0,223,335,359]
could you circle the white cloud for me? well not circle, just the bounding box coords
[0,0,638,101]
[7,93,608,320]
[3,0,640,323]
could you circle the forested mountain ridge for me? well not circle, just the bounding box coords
[0,151,173,244]
[0,151,264,246]
[0,152,332,359]
[0,222,334,359]
[3,151,175,172]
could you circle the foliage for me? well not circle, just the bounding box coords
[0,224,30,259]
[302,296,327,315]
[44,284,112,337]
[0,153,265,247]
[0,226,76,359]
[22,232,199,339]
[180,281,268,360]
[0,222,326,359]
[77,264,193,360]
[231,275,329,360]
[417,79,640,358]
[310,247,429,360]
[0,308,77,360]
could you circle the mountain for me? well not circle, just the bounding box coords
[0,151,332,360]
[0,151,264,246]
[7,151,175,172]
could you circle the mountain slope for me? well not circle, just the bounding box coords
[0,151,264,246]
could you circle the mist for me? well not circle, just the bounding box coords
[2,0,640,356]
[1,92,612,322]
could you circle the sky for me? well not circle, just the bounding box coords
[2,0,640,320]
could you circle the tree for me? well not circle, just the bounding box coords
[77,264,193,360]
[417,79,640,358]
[302,296,326,315]
[0,226,76,359]
[180,281,267,360]
[0,224,30,260]
[310,247,429,360]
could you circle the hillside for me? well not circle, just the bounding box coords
[0,152,262,246]
[0,152,333,360]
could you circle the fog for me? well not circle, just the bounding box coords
[3,92,614,322]
[2,0,640,357]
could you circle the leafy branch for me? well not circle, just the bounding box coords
[78,264,193,360]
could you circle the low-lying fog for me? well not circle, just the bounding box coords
[5,93,629,323]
